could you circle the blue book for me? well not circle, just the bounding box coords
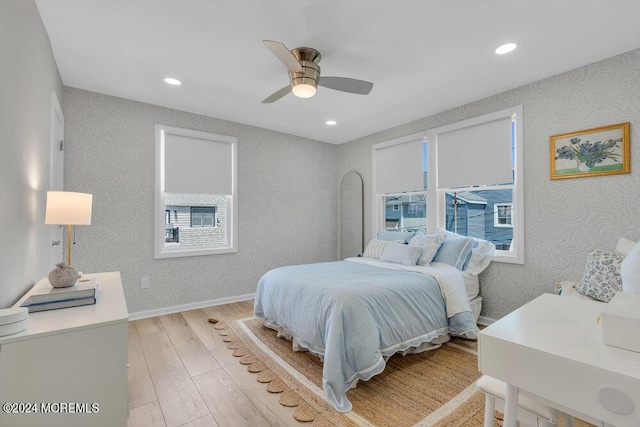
[21,278,97,305]
[23,297,96,313]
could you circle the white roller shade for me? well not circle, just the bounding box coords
[374,139,424,194]
[164,132,233,195]
[437,117,512,189]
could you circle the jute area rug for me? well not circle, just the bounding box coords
[213,317,591,427]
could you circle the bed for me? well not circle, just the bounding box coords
[254,233,489,412]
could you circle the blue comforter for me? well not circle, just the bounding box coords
[254,258,477,412]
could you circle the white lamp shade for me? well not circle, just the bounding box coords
[45,191,93,225]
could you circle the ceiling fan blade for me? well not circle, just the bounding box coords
[262,85,292,103]
[319,76,373,95]
[263,40,303,73]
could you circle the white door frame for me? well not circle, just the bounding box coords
[49,91,64,266]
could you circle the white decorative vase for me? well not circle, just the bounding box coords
[48,262,78,288]
[577,163,590,172]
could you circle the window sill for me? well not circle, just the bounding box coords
[154,246,237,259]
[492,252,524,265]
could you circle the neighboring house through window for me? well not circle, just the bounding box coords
[164,194,224,246]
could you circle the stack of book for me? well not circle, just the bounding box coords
[20,277,98,313]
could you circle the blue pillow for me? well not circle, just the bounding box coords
[380,243,423,266]
[432,237,475,270]
[376,230,416,243]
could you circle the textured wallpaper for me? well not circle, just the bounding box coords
[62,88,338,313]
[337,48,640,319]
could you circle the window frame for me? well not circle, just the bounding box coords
[154,125,238,259]
[494,203,513,228]
[373,105,524,265]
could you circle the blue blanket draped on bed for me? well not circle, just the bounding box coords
[254,260,477,412]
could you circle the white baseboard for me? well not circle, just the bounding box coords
[128,293,255,321]
[477,315,496,326]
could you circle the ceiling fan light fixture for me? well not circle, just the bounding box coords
[292,82,317,98]
[261,40,374,103]
[289,56,321,99]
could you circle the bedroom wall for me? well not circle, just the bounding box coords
[337,48,640,319]
[62,88,338,314]
[0,0,63,308]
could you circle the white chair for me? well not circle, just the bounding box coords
[477,375,576,427]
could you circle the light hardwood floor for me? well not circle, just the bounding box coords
[127,301,307,427]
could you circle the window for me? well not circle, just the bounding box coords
[435,106,523,263]
[373,105,523,264]
[374,137,428,233]
[191,207,216,227]
[494,203,513,227]
[155,125,237,258]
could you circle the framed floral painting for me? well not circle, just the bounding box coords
[550,122,630,179]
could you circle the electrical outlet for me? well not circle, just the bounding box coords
[141,276,150,289]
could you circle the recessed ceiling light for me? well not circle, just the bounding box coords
[495,42,517,55]
[326,120,337,126]
[164,77,182,86]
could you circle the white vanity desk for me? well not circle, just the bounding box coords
[0,271,129,427]
[478,294,640,427]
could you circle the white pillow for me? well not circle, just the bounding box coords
[466,239,496,275]
[380,243,423,266]
[362,238,404,259]
[621,241,640,294]
[408,234,446,266]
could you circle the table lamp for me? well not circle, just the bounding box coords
[45,191,93,287]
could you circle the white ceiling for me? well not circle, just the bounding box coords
[36,1,640,145]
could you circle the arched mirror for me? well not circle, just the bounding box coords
[340,171,364,259]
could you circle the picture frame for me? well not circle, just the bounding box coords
[550,122,630,179]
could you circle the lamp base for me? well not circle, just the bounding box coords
[48,262,78,288]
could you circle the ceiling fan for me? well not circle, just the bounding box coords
[262,40,374,103]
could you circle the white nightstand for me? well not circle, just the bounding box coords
[0,272,129,427]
